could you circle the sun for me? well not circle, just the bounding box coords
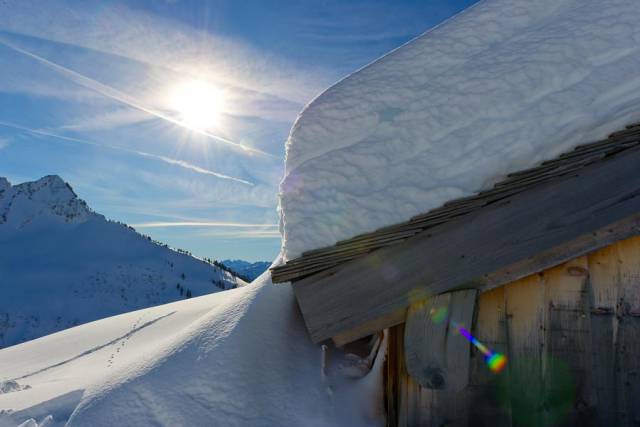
[169,80,224,132]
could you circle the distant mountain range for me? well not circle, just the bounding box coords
[0,175,246,348]
[221,259,271,281]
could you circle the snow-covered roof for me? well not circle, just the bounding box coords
[277,122,640,344]
[273,123,640,283]
[279,0,640,261]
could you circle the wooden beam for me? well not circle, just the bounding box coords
[291,148,640,344]
[332,308,406,347]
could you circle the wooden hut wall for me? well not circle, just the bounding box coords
[386,235,640,427]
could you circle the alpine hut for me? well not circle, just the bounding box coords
[273,126,640,425]
[271,0,640,425]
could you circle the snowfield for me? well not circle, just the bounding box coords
[0,175,244,347]
[0,270,386,427]
[280,0,640,259]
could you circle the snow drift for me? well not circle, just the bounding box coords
[280,0,640,259]
[0,271,386,427]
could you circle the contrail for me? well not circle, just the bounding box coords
[0,37,271,156]
[0,120,254,186]
[131,221,278,228]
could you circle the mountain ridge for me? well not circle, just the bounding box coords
[0,175,247,348]
[221,259,271,281]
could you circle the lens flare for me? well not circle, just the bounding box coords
[429,306,448,324]
[486,353,508,373]
[455,323,508,373]
[430,306,508,374]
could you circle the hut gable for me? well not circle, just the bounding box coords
[272,123,640,345]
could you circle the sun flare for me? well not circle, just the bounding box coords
[169,80,224,132]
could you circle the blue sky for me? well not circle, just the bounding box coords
[0,0,476,261]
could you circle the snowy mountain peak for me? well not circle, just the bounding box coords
[16,174,79,203]
[0,175,93,227]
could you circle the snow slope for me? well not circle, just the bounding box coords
[280,0,640,259]
[0,175,245,348]
[221,259,271,281]
[0,271,386,427]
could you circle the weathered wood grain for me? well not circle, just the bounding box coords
[393,324,422,427]
[405,293,451,391]
[445,290,477,391]
[393,322,474,427]
[404,291,477,393]
[387,240,640,426]
[467,286,512,427]
[333,308,406,347]
[292,147,640,343]
[586,244,620,427]
[504,273,545,427]
[614,237,640,427]
[385,326,399,427]
[541,258,596,426]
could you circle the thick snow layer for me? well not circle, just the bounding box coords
[0,270,386,427]
[0,176,244,347]
[280,0,640,259]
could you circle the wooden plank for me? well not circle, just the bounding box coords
[274,253,360,276]
[540,257,596,426]
[496,160,591,189]
[408,201,480,223]
[404,290,476,392]
[586,244,620,426]
[300,230,417,258]
[292,147,640,343]
[485,212,640,292]
[333,308,406,347]
[558,137,638,160]
[616,320,640,427]
[602,126,640,140]
[504,273,545,427]
[613,237,640,427]
[394,324,421,427]
[385,326,399,427]
[281,207,640,286]
[467,286,512,427]
[445,290,477,392]
[417,284,477,427]
[272,260,345,284]
[394,322,471,427]
[404,293,451,391]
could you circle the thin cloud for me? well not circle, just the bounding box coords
[0,3,331,106]
[58,108,152,132]
[202,230,282,239]
[0,136,10,149]
[132,221,278,228]
[0,37,269,156]
[131,221,282,238]
[0,120,253,185]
